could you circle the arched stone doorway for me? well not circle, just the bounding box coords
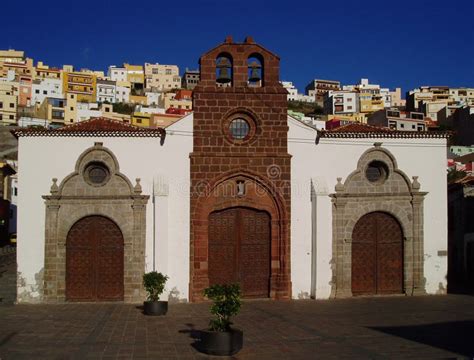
[66,216,124,301]
[209,207,271,298]
[352,212,403,295]
[43,142,148,303]
[330,144,426,297]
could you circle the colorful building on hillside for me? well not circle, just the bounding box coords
[63,71,96,102]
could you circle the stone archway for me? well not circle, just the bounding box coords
[43,142,148,303]
[330,144,426,298]
[66,215,124,301]
[190,170,290,302]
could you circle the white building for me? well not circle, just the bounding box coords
[108,66,127,82]
[324,90,358,114]
[145,91,161,106]
[134,105,165,115]
[14,115,448,303]
[31,78,62,105]
[281,81,298,101]
[115,81,131,103]
[13,40,449,305]
[96,79,116,103]
[76,102,102,122]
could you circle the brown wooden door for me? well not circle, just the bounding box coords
[209,207,270,298]
[66,216,124,301]
[352,212,403,295]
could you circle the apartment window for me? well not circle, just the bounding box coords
[10,103,14,108]
[166,69,172,75]
[43,90,47,95]
[70,107,74,111]
[412,125,415,129]
[347,98,352,102]
[35,89,40,94]
[0,115,2,120]
[70,94,74,99]
[9,115,14,119]
[400,123,404,128]
[347,106,353,110]
[0,102,2,108]
[136,118,142,123]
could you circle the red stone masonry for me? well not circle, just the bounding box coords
[189,36,291,301]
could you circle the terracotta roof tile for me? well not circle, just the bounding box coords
[12,117,166,138]
[318,122,450,139]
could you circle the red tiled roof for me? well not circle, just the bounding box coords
[12,117,166,138]
[326,123,393,133]
[318,122,450,139]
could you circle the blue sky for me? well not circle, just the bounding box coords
[2,0,473,96]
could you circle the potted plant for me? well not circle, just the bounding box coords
[143,271,169,316]
[197,283,243,356]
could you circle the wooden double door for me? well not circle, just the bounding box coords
[208,207,271,298]
[352,212,404,295]
[66,216,124,301]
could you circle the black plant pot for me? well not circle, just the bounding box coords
[143,301,168,316]
[197,328,243,356]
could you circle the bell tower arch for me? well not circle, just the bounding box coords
[190,36,291,301]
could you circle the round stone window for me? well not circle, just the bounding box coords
[229,118,250,140]
[84,162,110,186]
[365,161,389,183]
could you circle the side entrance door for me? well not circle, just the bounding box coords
[66,216,124,301]
[352,212,403,295]
[208,207,270,298]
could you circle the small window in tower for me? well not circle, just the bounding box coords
[229,118,250,140]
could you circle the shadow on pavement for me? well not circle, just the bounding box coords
[178,323,202,352]
[369,320,474,357]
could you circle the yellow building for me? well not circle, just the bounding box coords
[34,61,62,80]
[0,83,18,125]
[159,90,192,111]
[359,90,385,114]
[131,112,151,127]
[0,57,33,78]
[144,63,181,91]
[64,93,78,124]
[100,104,131,123]
[124,64,144,94]
[129,94,147,105]
[36,97,66,125]
[63,71,96,102]
[324,113,367,123]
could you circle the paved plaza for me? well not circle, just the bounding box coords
[0,294,473,359]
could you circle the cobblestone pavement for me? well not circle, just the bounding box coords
[0,295,473,359]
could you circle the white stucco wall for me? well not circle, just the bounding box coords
[17,115,193,303]
[288,116,448,298]
[17,114,448,303]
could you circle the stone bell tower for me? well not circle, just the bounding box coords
[189,36,291,302]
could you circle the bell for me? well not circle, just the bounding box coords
[216,58,232,84]
[217,67,231,84]
[248,61,261,82]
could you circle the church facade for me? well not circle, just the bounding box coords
[14,38,449,303]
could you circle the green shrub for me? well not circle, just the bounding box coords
[143,271,169,302]
[203,283,242,332]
